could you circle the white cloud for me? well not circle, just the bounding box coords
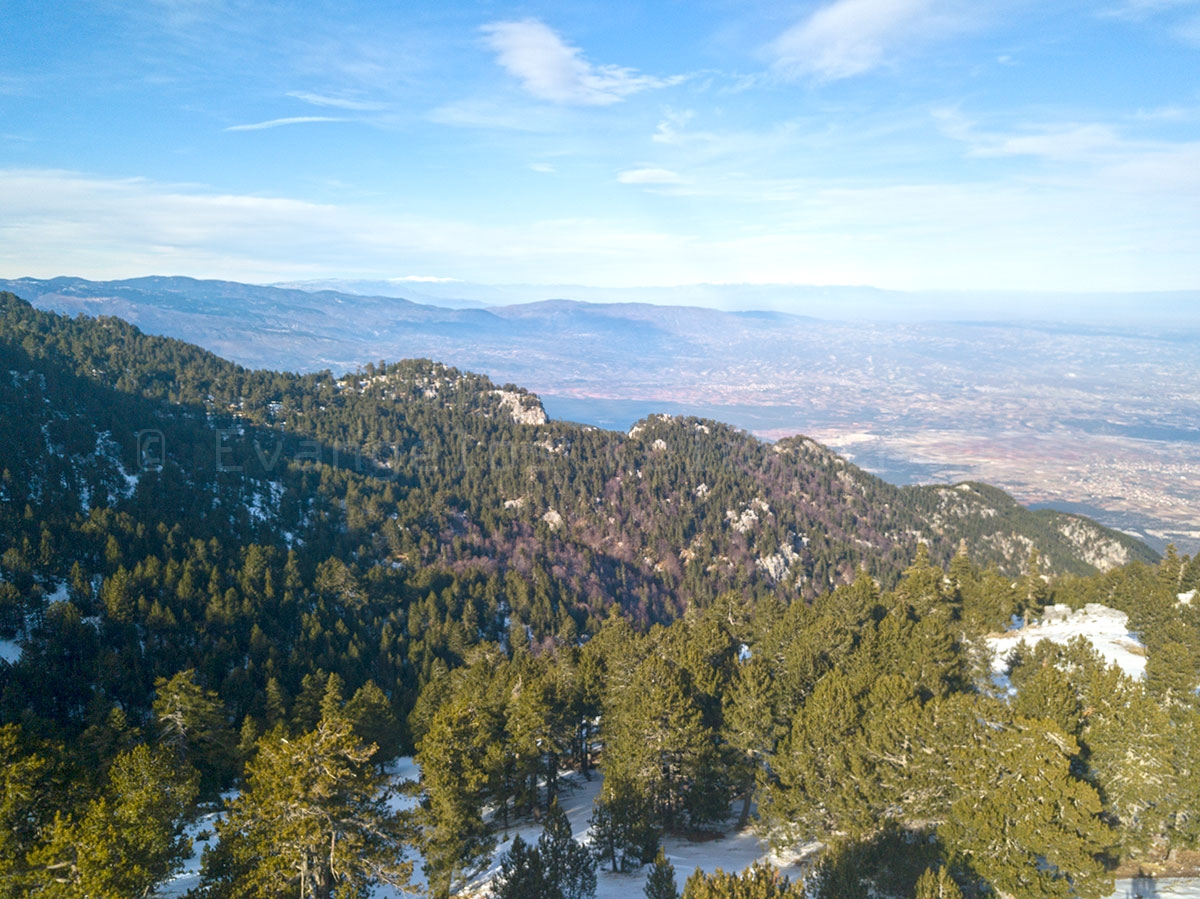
[225,116,348,132]
[287,91,386,111]
[933,110,1200,201]
[481,19,680,105]
[0,75,28,96]
[1,166,1196,292]
[770,0,975,80]
[530,163,557,174]
[1178,13,1200,42]
[0,169,694,285]
[1101,0,1200,42]
[1134,104,1193,121]
[617,167,685,184]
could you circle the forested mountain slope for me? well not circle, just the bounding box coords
[0,292,1194,899]
[0,290,1153,683]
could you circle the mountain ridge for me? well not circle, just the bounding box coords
[0,289,1155,603]
[3,275,1196,554]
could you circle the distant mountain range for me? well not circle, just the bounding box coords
[271,277,1200,325]
[3,275,1198,553]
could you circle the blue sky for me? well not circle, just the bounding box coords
[2,0,1199,292]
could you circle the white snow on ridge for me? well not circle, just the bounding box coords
[987,603,1146,680]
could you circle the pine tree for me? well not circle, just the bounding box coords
[152,668,234,798]
[538,799,596,899]
[723,655,780,829]
[417,689,501,899]
[491,835,548,899]
[644,848,679,899]
[682,862,803,898]
[27,745,197,899]
[344,680,402,768]
[201,716,412,899]
[590,777,658,873]
[807,842,869,899]
[0,725,58,897]
[601,653,722,832]
[1080,678,1176,854]
[942,706,1113,899]
[914,866,964,899]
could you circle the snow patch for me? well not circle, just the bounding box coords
[987,603,1146,680]
[246,480,285,524]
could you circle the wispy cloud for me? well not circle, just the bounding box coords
[652,108,722,146]
[1178,12,1200,43]
[287,91,386,112]
[481,19,681,105]
[0,75,29,96]
[618,167,685,184]
[1,167,1197,291]
[934,109,1200,195]
[936,109,1132,162]
[225,116,348,132]
[770,0,976,80]
[0,169,696,286]
[530,163,557,174]
[427,99,556,131]
[939,114,1124,161]
[1101,0,1199,20]
[1100,0,1200,43]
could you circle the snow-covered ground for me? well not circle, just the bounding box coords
[156,755,1200,899]
[159,760,801,899]
[1108,879,1200,899]
[0,582,68,664]
[987,603,1147,680]
[442,768,805,899]
[158,803,225,897]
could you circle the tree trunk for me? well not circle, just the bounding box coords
[737,789,752,830]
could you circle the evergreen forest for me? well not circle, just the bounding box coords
[1,292,1197,899]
